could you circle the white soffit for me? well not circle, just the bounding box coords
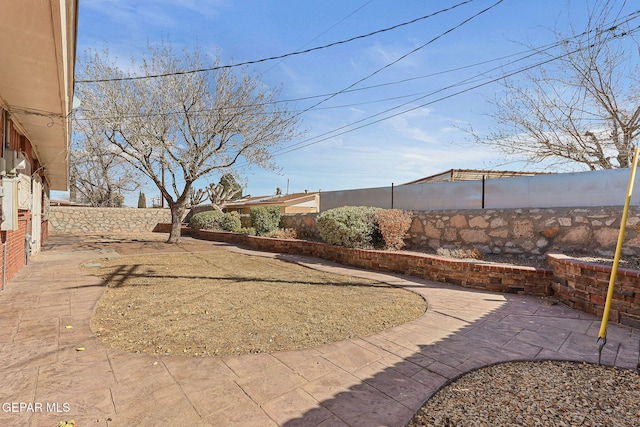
[0,0,77,190]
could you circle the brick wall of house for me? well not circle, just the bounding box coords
[41,219,49,243]
[0,212,30,284]
[0,109,47,286]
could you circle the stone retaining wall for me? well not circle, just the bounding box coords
[406,207,640,257]
[52,206,639,258]
[281,213,320,239]
[277,207,640,258]
[49,206,172,234]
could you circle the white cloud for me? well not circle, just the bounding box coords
[361,42,424,70]
[384,107,441,143]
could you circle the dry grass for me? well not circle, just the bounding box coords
[87,239,426,357]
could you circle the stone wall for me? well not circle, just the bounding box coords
[280,213,320,239]
[279,207,640,258]
[49,206,172,234]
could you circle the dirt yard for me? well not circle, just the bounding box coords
[84,234,427,357]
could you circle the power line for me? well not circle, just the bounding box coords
[74,7,640,189]
[263,9,640,157]
[256,23,640,160]
[122,16,640,192]
[76,0,507,122]
[75,0,477,83]
[74,38,579,121]
[76,8,640,121]
[259,0,374,75]
[295,0,505,116]
[76,8,640,135]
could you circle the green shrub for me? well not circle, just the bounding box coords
[189,210,224,230]
[375,209,412,250]
[221,211,241,232]
[189,210,241,232]
[250,206,281,236]
[316,206,382,249]
[137,191,147,208]
[239,227,257,235]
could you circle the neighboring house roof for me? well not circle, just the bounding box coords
[0,1,78,190]
[402,169,546,185]
[225,192,318,209]
[50,199,88,207]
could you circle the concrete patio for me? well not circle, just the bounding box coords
[0,235,638,427]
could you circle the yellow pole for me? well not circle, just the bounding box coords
[597,147,639,357]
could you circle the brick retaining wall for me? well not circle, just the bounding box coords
[548,254,640,329]
[168,226,639,327]
[180,227,554,296]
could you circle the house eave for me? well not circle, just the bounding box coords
[0,0,78,190]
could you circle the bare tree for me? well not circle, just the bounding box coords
[70,115,140,206]
[473,1,640,170]
[75,43,301,242]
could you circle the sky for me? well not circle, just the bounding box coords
[59,0,640,205]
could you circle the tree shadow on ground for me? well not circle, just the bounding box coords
[278,277,638,426]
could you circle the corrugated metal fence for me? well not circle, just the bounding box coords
[319,169,640,212]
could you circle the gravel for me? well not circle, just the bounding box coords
[407,360,640,427]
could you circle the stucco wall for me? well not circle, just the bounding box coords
[320,168,640,212]
[49,206,172,234]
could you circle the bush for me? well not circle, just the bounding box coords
[268,228,297,239]
[316,206,382,249]
[189,210,224,230]
[375,209,412,250]
[239,227,257,235]
[221,211,241,232]
[250,206,282,236]
[189,210,241,232]
[137,191,147,208]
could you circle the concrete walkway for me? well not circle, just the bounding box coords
[0,236,638,427]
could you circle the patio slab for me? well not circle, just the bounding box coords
[0,234,637,426]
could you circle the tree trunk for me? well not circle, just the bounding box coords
[167,201,187,243]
